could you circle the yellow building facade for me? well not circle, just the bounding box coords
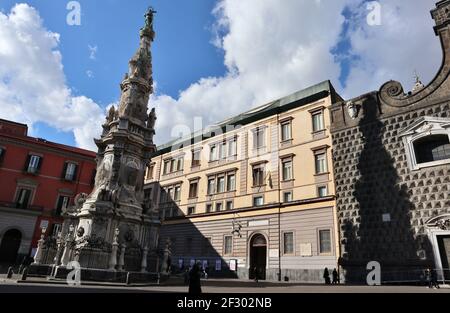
[145,80,343,282]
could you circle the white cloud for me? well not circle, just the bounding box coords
[151,0,442,145]
[151,0,351,145]
[0,4,104,151]
[0,1,443,151]
[86,70,94,78]
[341,0,441,98]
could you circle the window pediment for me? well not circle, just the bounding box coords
[401,117,450,171]
[399,117,450,137]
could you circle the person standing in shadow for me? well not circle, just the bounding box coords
[188,263,202,294]
[323,268,331,285]
[431,269,440,289]
[332,268,339,284]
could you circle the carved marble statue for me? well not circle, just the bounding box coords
[54,8,160,273]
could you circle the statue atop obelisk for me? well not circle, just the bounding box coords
[59,7,160,272]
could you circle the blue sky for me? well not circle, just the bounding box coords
[0,0,441,150]
[1,0,227,146]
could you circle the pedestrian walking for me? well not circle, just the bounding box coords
[332,268,339,284]
[253,266,259,283]
[425,268,432,288]
[323,267,331,285]
[183,267,190,285]
[188,263,202,294]
[431,269,440,289]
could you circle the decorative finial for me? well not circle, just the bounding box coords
[412,70,425,93]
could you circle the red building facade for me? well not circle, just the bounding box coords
[0,119,96,264]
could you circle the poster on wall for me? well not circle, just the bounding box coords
[190,259,196,268]
[178,259,184,269]
[202,260,209,269]
[215,259,222,271]
[229,259,237,271]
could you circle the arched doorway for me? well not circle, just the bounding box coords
[249,234,267,280]
[0,229,22,264]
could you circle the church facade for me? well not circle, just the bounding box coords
[330,0,450,283]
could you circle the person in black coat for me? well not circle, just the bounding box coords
[188,263,202,294]
[323,267,331,285]
[332,268,339,284]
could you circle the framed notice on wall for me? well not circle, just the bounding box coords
[190,259,196,267]
[178,259,183,269]
[229,259,237,271]
[215,259,222,271]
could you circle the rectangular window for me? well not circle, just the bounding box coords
[0,147,5,163]
[252,166,265,186]
[170,159,177,172]
[189,181,198,198]
[217,176,225,193]
[253,127,265,149]
[187,207,195,215]
[167,188,174,201]
[51,224,62,236]
[315,153,327,174]
[227,173,236,191]
[283,191,293,203]
[210,145,217,161]
[202,237,212,256]
[215,202,223,212]
[283,232,294,255]
[174,186,181,201]
[319,229,332,254]
[312,111,325,132]
[220,142,227,160]
[64,162,77,181]
[144,188,152,201]
[282,159,293,181]
[177,158,184,171]
[224,236,233,255]
[281,122,292,141]
[253,196,264,207]
[206,204,212,213]
[192,150,201,167]
[318,186,328,197]
[163,160,170,175]
[228,139,237,157]
[27,155,41,174]
[207,178,215,195]
[147,164,154,180]
[226,201,234,210]
[16,188,32,209]
[56,195,70,215]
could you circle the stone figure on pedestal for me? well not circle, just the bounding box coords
[45,8,161,275]
[161,238,172,274]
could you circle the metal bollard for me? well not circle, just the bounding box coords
[6,267,13,279]
[126,272,131,285]
[21,267,28,281]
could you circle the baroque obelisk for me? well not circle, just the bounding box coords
[59,7,160,272]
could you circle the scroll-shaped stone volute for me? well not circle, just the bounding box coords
[378,80,410,107]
